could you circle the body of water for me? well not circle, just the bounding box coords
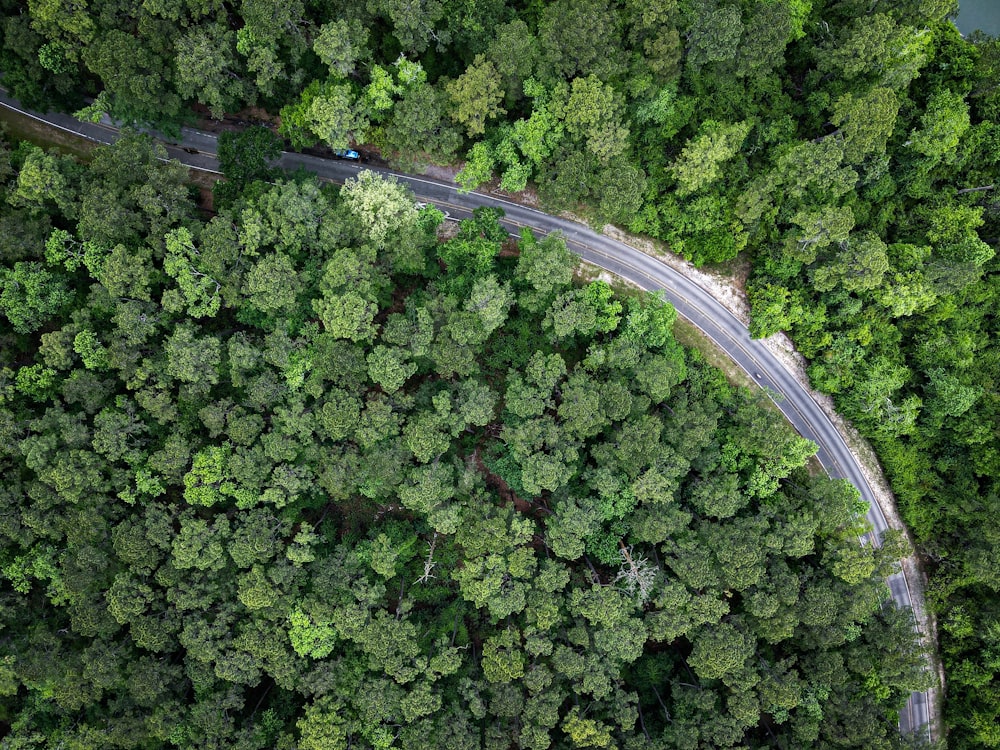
[954,0,1000,38]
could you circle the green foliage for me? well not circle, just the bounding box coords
[562,75,630,163]
[163,227,223,318]
[831,87,900,165]
[0,261,71,334]
[382,84,463,167]
[908,89,970,162]
[456,141,496,192]
[339,170,419,250]
[280,80,368,151]
[0,127,921,746]
[10,146,76,216]
[217,126,283,192]
[670,120,752,196]
[367,345,417,393]
[174,22,250,119]
[314,19,370,79]
[4,0,987,742]
[544,281,622,340]
[446,54,506,137]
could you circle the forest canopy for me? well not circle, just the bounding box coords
[2,0,1000,745]
[0,135,930,748]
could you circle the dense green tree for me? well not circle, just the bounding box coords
[684,0,743,72]
[830,86,900,165]
[1,0,983,742]
[670,120,751,197]
[514,230,576,313]
[562,75,630,163]
[236,0,312,100]
[0,260,71,334]
[820,14,928,87]
[314,19,370,79]
[537,0,624,82]
[174,22,251,118]
[217,126,283,191]
[383,84,464,166]
[446,54,507,137]
[81,29,182,123]
[369,0,449,54]
[907,88,971,163]
[340,170,420,250]
[10,146,77,217]
[280,80,369,151]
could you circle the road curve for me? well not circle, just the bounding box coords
[0,91,935,739]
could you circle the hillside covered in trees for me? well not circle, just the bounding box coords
[1,0,1000,746]
[0,132,930,747]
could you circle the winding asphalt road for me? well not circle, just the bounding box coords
[0,92,934,739]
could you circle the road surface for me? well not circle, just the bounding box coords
[0,91,935,739]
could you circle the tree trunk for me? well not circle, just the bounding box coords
[956,185,995,196]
